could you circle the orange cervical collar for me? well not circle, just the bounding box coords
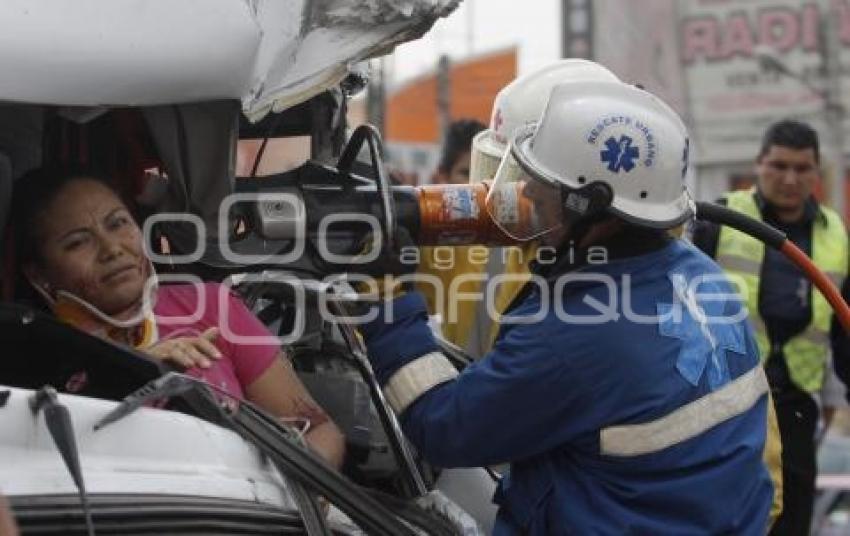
[54,294,158,348]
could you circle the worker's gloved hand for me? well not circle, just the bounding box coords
[349,226,419,278]
[353,275,407,302]
[349,227,418,301]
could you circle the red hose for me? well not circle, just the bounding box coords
[780,240,850,334]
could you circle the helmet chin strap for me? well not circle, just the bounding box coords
[560,182,614,221]
[555,181,615,247]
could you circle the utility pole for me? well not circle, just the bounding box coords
[436,54,451,146]
[561,0,593,59]
[366,58,386,135]
[821,0,846,220]
[466,0,474,56]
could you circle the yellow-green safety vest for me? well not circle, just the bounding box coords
[716,189,848,392]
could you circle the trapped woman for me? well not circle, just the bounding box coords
[10,167,345,468]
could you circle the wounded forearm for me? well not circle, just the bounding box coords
[305,419,346,469]
[275,385,344,468]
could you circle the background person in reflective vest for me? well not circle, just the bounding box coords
[359,80,774,534]
[416,118,487,353]
[692,119,850,536]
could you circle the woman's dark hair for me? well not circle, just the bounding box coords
[10,166,131,266]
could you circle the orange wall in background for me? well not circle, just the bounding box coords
[385,48,517,144]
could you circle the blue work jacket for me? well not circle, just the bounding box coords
[360,239,773,535]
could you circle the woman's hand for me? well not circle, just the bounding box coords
[145,327,223,370]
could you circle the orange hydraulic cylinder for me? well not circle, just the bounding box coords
[415,182,532,246]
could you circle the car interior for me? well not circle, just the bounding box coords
[0,89,436,503]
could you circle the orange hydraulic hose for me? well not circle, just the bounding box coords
[696,201,850,335]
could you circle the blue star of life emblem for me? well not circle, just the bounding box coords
[600,135,640,173]
[658,273,747,391]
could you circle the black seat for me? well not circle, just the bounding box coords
[0,303,161,400]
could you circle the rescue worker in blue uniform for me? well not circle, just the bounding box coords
[358,80,774,534]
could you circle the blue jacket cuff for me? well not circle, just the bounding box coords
[359,292,440,384]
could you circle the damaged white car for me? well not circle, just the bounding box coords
[0,1,494,534]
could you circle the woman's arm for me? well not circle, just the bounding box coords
[244,355,346,468]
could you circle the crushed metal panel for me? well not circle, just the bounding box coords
[243,0,461,120]
[0,0,460,116]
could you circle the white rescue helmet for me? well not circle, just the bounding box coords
[486,80,694,241]
[469,59,620,184]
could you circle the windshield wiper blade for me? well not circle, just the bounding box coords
[96,372,423,535]
[170,377,419,535]
[226,400,421,536]
[30,386,96,536]
[93,373,331,535]
[92,373,195,431]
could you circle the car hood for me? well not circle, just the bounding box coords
[0,384,294,506]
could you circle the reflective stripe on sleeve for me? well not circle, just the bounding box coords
[384,352,459,415]
[600,366,769,457]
